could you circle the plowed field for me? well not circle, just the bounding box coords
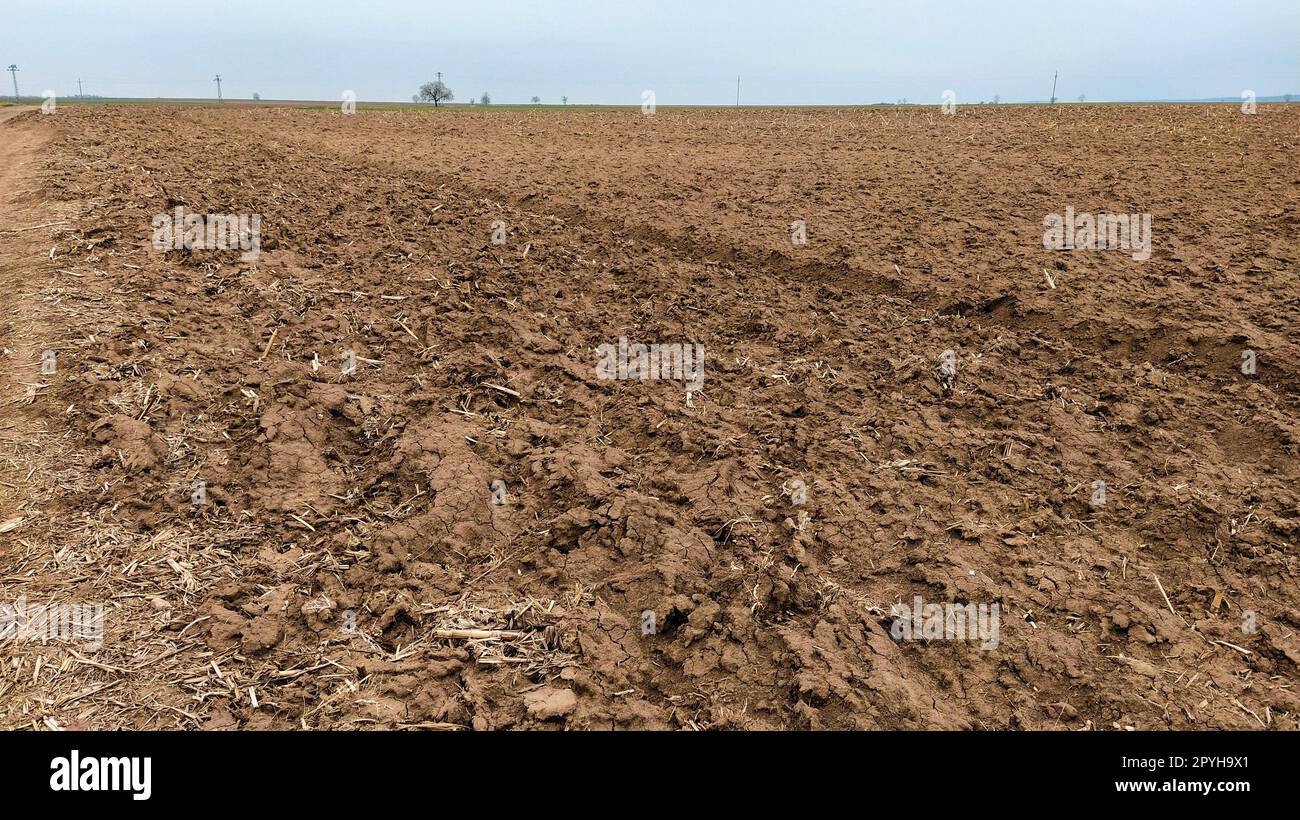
[1,102,1297,729]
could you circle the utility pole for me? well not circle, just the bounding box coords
[6,65,18,101]
[1050,70,1058,104]
[436,71,442,84]
[736,75,740,106]
[77,78,84,98]
[214,74,223,101]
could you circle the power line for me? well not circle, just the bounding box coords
[214,74,223,101]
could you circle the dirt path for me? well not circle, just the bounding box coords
[0,107,96,729]
[0,106,56,535]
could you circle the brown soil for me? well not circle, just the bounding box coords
[1,103,1297,730]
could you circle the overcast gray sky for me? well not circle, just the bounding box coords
[4,0,1297,104]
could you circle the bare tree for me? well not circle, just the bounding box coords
[531,96,541,104]
[480,92,490,105]
[417,80,454,106]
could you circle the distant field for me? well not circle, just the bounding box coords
[21,97,636,111]
[18,96,1294,111]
